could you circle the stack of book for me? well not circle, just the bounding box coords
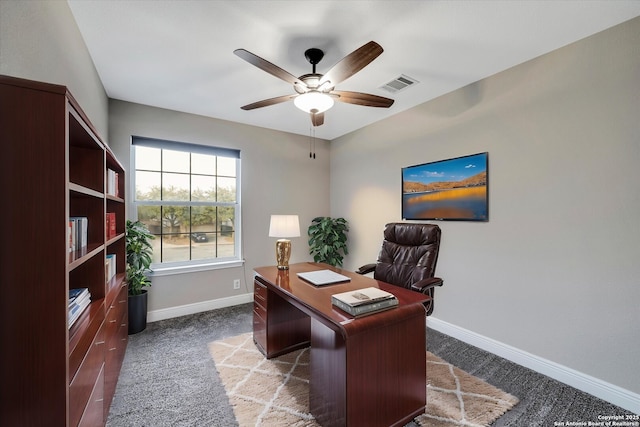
[68,288,91,329]
[331,287,398,317]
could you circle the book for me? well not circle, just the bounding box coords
[107,169,120,197]
[331,287,398,317]
[69,217,88,250]
[106,212,116,239]
[105,259,111,284]
[106,254,116,283]
[68,299,90,328]
[297,270,351,286]
[68,220,76,252]
[69,291,91,311]
[68,287,89,305]
[68,288,91,328]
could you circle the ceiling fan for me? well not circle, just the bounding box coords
[233,41,394,127]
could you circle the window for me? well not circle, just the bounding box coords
[132,137,241,270]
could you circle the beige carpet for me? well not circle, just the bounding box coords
[209,333,519,427]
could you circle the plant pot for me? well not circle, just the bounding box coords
[128,290,148,335]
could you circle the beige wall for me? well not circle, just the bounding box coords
[0,0,109,139]
[4,0,638,411]
[108,100,330,313]
[331,17,640,396]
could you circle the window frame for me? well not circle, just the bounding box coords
[130,136,243,274]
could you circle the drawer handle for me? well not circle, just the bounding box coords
[95,341,105,345]
[109,347,117,351]
[109,319,117,323]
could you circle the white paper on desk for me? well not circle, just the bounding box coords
[297,270,351,286]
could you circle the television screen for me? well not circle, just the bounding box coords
[402,152,488,221]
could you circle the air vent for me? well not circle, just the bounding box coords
[380,74,419,93]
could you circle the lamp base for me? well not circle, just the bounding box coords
[275,239,291,270]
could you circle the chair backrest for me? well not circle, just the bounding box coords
[373,223,441,289]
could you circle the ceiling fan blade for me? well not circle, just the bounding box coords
[319,41,383,87]
[240,94,296,110]
[311,111,325,127]
[234,49,303,86]
[333,90,394,108]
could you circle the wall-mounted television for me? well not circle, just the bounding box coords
[402,152,488,221]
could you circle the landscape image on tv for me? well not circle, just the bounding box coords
[402,152,488,221]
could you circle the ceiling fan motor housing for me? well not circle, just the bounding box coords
[295,74,332,94]
[305,48,324,67]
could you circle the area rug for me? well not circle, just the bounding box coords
[209,333,519,427]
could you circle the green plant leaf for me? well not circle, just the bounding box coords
[126,220,155,295]
[307,216,349,267]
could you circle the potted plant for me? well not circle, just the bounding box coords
[307,216,349,267]
[126,219,154,334]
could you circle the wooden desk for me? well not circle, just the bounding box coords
[253,262,429,427]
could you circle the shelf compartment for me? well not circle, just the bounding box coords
[69,188,105,258]
[68,243,104,271]
[70,182,104,199]
[105,148,125,199]
[106,197,125,239]
[68,107,104,194]
[106,194,124,203]
[105,233,124,247]
[69,250,107,301]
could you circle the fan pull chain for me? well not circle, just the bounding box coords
[309,126,316,159]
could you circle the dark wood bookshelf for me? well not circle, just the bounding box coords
[0,75,128,426]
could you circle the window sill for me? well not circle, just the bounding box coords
[149,259,245,277]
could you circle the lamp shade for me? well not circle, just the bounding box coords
[293,91,334,113]
[269,215,300,238]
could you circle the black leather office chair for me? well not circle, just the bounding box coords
[356,222,443,316]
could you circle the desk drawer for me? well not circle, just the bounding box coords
[253,303,267,354]
[254,280,267,307]
[254,297,266,319]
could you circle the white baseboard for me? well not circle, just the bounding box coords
[147,293,253,323]
[427,317,640,414]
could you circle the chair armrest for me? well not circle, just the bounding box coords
[411,277,444,293]
[355,263,376,275]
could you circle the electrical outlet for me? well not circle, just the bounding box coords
[233,279,241,290]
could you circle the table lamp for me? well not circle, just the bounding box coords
[268,215,300,270]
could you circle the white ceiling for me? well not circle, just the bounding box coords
[67,1,640,141]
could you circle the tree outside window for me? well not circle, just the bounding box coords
[132,139,241,267]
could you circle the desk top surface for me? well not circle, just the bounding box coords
[254,262,430,331]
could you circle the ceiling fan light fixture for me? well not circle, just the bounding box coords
[235,41,392,126]
[294,91,334,114]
